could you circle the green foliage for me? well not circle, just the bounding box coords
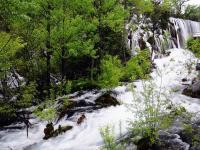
[123,50,151,81]
[0,32,25,78]
[33,98,57,122]
[19,82,37,108]
[187,38,200,58]
[184,5,200,22]
[34,107,56,122]
[131,0,153,14]
[129,80,172,145]
[0,103,16,118]
[98,55,124,89]
[100,126,118,150]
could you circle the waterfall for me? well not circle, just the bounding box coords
[169,17,200,48]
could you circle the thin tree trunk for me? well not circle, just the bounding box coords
[46,3,51,97]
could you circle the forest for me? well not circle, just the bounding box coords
[0,0,200,150]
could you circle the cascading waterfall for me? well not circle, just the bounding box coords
[169,17,200,48]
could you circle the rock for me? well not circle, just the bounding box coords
[152,63,157,69]
[136,137,151,150]
[95,93,120,107]
[182,78,188,82]
[57,99,95,121]
[192,78,198,84]
[196,63,200,71]
[182,81,200,98]
[43,123,54,140]
[138,37,147,50]
[165,51,171,56]
[44,124,73,140]
[57,125,73,133]
[77,114,86,125]
[153,131,190,150]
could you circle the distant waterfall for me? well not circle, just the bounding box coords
[169,17,200,48]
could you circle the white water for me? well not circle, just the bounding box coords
[170,17,200,48]
[0,48,200,150]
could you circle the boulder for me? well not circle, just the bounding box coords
[95,93,120,107]
[43,123,54,140]
[54,125,73,136]
[153,131,190,150]
[43,123,73,140]
[182,78,188,82]
[182,81,200,98]
[77,114,86,125]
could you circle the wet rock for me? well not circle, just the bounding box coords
[136,137,151,150]
[147,36,155,45]
[196,63,200,71]
[77,114,86,125]
[192,78,198,84]
[43,123,54,140]
[138,37,147,50]
[53,125,73,137]
[182,78,188,82]
[43,123,73,140]
[95,93,120,107]
[154,131,190,150]
[182,81,200,98]
[165,51,171,56]
[57,99,95,120]
[152,63,157,69]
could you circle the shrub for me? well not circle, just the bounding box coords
[98,55,124,89]
[100,126,117,150]
[123,49,151,81]
[129,80,172,146]
[187,38,200,58]
[100,125,125,150]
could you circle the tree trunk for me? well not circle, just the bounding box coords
[46,3,51,97]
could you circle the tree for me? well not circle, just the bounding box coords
[184,5,200,22]
[0,32,25,98]
[171,0,189,17]
[98,55,124,89]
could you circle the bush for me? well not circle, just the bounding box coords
[187,38,200,58]
[97,55,124,89]
[123,50,151,81]
[184,5,200,22]
[129,80,172,146]
[100,125,125,150]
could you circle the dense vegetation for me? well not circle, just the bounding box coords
[187,38,200,58]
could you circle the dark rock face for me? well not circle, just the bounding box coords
[182,81,200,98]
[95,93,120,107]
